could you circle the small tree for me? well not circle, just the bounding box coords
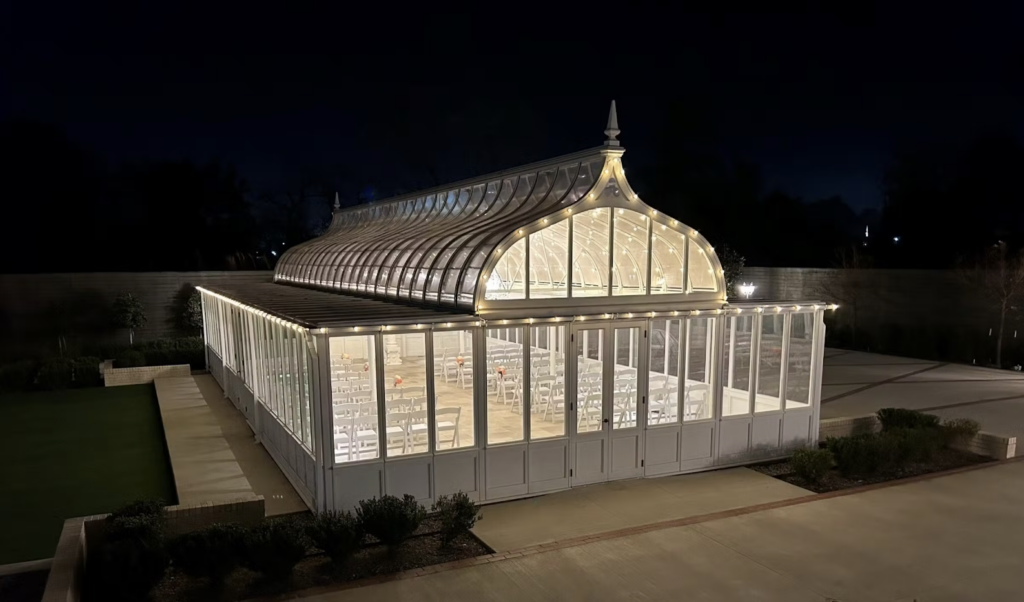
[956,241,1024,367]
[815,245,872,347]
[113,293,147,346]
[719,244,745,299]
[182,288,203,332]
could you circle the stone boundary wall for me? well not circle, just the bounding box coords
[41,495,265,602]
[103,364,191,386]
[818,414,1016,460]
[0,270,271,359]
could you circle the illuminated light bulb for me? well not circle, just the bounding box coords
[567,208,572,214]
[661,224,667,230]
[579,316,586,321]
[618,209,624,214]
[542,218,548,224]
[694,309,701,315]
[693,230,698,236]
[775,306,782,313]
[672,310,679,316]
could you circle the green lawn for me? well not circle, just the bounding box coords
[0,385,177,564]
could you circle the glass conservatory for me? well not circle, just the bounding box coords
[198,104,833,512]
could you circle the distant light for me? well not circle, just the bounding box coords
[893,236,900,243]
[270,250,277,257]
[865,225,869,238]
[738,283,756,299]
[281,242,286,246]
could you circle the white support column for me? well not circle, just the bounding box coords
[748,315,761,414]
[779,314,792,412]
[309,331,330,512]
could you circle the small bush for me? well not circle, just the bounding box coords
[71,356,102,387]
[115,349,146,368]
[357,494,426,547]
[0,360,36,393]
[877,408,940,431]
[94,499,168,601]
[941,417,980,446]
[36,358,72,390]
[240,519,308,580]
[92,535,169,602]
[790,448,834,484]
[888,427,941,462]
[826,434,888,477]
[109,498,166,522]
[168,523,244,582]
[433,492,480,546]
[307,510,362,563]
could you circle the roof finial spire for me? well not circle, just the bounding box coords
[604,100,620,147]
[333,192,340,211]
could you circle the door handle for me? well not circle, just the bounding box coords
[602,418,609,424]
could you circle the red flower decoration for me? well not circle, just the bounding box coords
[456,356,465,366]
[393,375,403,386]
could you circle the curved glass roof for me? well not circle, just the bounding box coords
[276,147,725,310]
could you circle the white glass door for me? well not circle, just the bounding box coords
[570,321,647,485]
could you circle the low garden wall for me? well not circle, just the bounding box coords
[104,364,191,387]
[41,495,265,602]
[819,414,1016,460]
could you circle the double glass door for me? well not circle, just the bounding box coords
[570,321,646,485]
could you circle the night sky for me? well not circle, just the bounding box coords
[4,3,1022,210]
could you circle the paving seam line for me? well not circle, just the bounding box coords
[822,362,948,404]
[240,456,1021,602]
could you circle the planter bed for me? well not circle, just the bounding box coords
[149,516,489,602]
[753,448,993,494]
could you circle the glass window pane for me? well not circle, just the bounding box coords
[432,330,475,450]
[531,325,565,439]
[487,327,524,444]
[688,239,718,291]
[485,237,526,300]
[756,315,784,412]
[529,220,569,299]
[571,208,609,297]
[684,317,714,421]
[613,328,639,428]
[330,334,379,464]
[723,315,753,416]
[652,225,686,294]
[649,319,681,426]
[382,332,428,457]
[786,314,814,409]
[612,210,649,296]
[575,328,604,433]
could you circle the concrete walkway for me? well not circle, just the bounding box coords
[193,374,307,515]
[300,460,1024,601]
[473,467,811,551]
[822,349,1024,442]
[155,375,305,515]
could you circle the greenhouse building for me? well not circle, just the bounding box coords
[198,103,833,512]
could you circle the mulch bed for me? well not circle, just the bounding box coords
[150,517,489,602]
[0,570,48,602]
[752,448,993,493]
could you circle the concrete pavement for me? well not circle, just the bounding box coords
[473,467,811,551]
[822,350,1024,442]
[299,460,1024,602]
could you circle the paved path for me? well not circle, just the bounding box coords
[193,374,307,515]
[473,467,811,551]
[155,375,305,515]
[300,460,1024,601]
[822,349,1024,442]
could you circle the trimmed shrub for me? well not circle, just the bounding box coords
[240,519,308,580]
[357,494,426,547]
[71,356,102,388]
[93,499,168,601]
[877,407,940,431]
[0,360,36,393]
[36,358,72,390]
[826,434,887,477]
[941,417,980,447]
[92,534,169,601]
[115,349,146,368]
[168,523,244,582]
[109,498,166,522]
[307,510,362,563]
[790,448,834,484]
[888,426,942,462]
[433,492,480,546]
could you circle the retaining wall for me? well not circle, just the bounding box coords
[103,364,191,386]
[41,495,264,602]
[818,414,1016,460]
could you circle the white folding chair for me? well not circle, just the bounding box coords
[435,407,461,448]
